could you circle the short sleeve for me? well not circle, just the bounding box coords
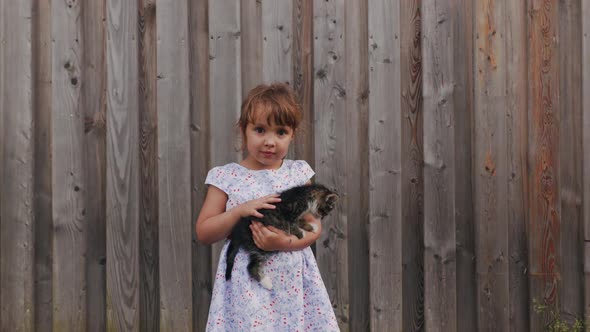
[205,166,231,194]
[291,160,315,185]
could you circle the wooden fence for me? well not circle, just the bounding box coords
[1,0,589,331]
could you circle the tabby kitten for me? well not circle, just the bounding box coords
[225,183,338,290]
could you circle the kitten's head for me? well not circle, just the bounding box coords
[311,184,339,218]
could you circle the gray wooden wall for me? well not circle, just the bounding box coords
[1,0,589,331]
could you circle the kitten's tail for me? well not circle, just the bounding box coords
[225,239,239,280]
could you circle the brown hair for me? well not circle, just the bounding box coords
[237,82,302,149]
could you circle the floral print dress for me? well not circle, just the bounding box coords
[204,159,339,332]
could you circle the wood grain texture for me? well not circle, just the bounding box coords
[51,0,88,329]
[400,0,424,330]
[558,0,584,326]
[33,0,54,330]
[0,1,35,330]
[345,0,369,331]
[137,0,159,331]
[505,1,529,330]
[241,0,262,95]
[189,0,213,330]
[156,0,193,330]
[453,2,476,331]
[208,0,242,275]
[473,0,509,330]
[105,0,140,330]
[313,0,349,329]
[292,0,314,163]
[422,0,475,330]
[527,0,560,330]
[422,0,457,330]
[582,0,590,326]
[83,0,107,330]
[262,0,292,85]
[368,0,403,330]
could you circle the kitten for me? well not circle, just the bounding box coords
[225,183,338,290]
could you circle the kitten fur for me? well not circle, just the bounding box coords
[225,183,338,289]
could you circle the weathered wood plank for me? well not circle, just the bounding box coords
[422,0,475,330]
[33,0,54,330]
[582,0,590,326]
[345,0,369,331]
[137,1,159,331]
[241,0,262,95]
[292,0,314,163]
[422,1,457,330]
[454,2,476,331]
[105,0,140,330]
[83,0,107,330]
[399,0,424,330]
[313,0,349,330]
[558,0,584,326]
[527,0,560,330]
[189,0,212,330]
[156,0,193,330]
[51,0,88,329]
[0,1,35,330]
[262,0,292,85]
[505,1,529,330]
[368,0,403,330]
[473,1,509,331]
[208,0,242,276]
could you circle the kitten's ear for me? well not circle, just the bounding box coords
[326,193,339,204]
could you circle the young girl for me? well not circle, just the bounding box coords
[196,83,339,331]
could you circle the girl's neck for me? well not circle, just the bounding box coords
[239,156,284,171]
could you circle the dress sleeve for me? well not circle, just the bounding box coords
[292,160,315,185]
[205,166,231,194]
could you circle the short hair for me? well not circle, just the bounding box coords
[237,82,302,149]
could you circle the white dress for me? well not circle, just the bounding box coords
[204,159,339,332]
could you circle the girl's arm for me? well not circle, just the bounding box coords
[195,185,282,245]
[250,213,322,251]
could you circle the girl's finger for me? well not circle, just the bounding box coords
[253,211,264,218]
[263,204,276,209]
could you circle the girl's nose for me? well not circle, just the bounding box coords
[264,137,275,146]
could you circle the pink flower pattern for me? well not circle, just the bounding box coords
[204,160,339,331]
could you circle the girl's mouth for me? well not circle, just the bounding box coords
[261,151,274,158]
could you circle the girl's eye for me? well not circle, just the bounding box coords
[254,127,264,133]
[278,130,287,136]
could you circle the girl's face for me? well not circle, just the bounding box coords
[242,115,294,170]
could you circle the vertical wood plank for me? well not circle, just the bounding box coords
[582,0,590,326]
[454,2,476,331]
[368,0,403,330]
[208,0,242,275]
[83,0,107,330]
[473,1,509,331]
[292,0,314,163]
[241,0,262,95]
[33,0,54,330]
[313,0,349,330]
[422,0,475,330]
[138,0,159,331]
[345,0,370,330]
[399,0,424,330]
[505,1,529,330]
[262,0,293,85]
[527,0,560,330]
[189,0,213,330]
[558,0,584,326]
[0,1,35,330]
[422,1,457,329]
[105,0,140,330]
[51,0,88,329]
[157,0,193,330]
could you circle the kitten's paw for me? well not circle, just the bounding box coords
[260,276,273,290]
[309,223,319,233]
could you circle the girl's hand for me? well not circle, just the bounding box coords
[250,221,291,251]
[234,194,281,219]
